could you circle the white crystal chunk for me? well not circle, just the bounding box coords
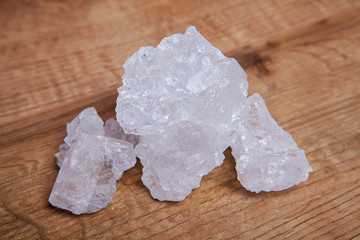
[231,93,313,193]
[116,26,248,143]
[49,133,136,214]
[51,107,139,214]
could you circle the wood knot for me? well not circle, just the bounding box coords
[317,19,328,25]
[233,51,271,75]
[266,41,279,49]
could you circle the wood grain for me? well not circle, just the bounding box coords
[0,0,359,239]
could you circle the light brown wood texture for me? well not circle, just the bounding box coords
[1,0,359,239]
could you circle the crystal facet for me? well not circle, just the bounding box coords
[64,107,104,146]
[104,118,140,146]
[55,107,105,168]
[116,26,249,201]
[231,93,313,193]
[55,143,70,168]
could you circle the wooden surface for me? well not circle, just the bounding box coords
[0,0,359,239]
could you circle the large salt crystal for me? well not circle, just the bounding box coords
[116,26,249,201]
[231,93,313,193]
[49,133,136,214]
[116,26,248,145]
[50,108,138,214]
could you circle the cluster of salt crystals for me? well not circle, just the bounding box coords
[49,108,139,214]
[116,26,312,201]
[50,26,313,213]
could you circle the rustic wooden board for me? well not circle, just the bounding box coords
[0,0,359,239]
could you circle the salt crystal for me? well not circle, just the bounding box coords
[49,133,136,214]
[50,108,138,214]
[231,93,313,193]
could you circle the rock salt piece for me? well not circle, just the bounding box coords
[49,133,136,214]
[104,118,140,146]
[51,107,139,214]
[116,26,248,148]
[116,26,248,200]
[231,93,313,193]
[135,121,224,201]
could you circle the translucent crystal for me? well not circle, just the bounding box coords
[231,93,313,193]
[116,26,248,144]
[116,26,248,201]
[51,108,139,214]
[49,133,136,214]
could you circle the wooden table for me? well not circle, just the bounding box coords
[1,0,359,239]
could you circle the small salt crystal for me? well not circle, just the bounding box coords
[49,133,136,214]
[50,108,138,214]
[231,93,313,193]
